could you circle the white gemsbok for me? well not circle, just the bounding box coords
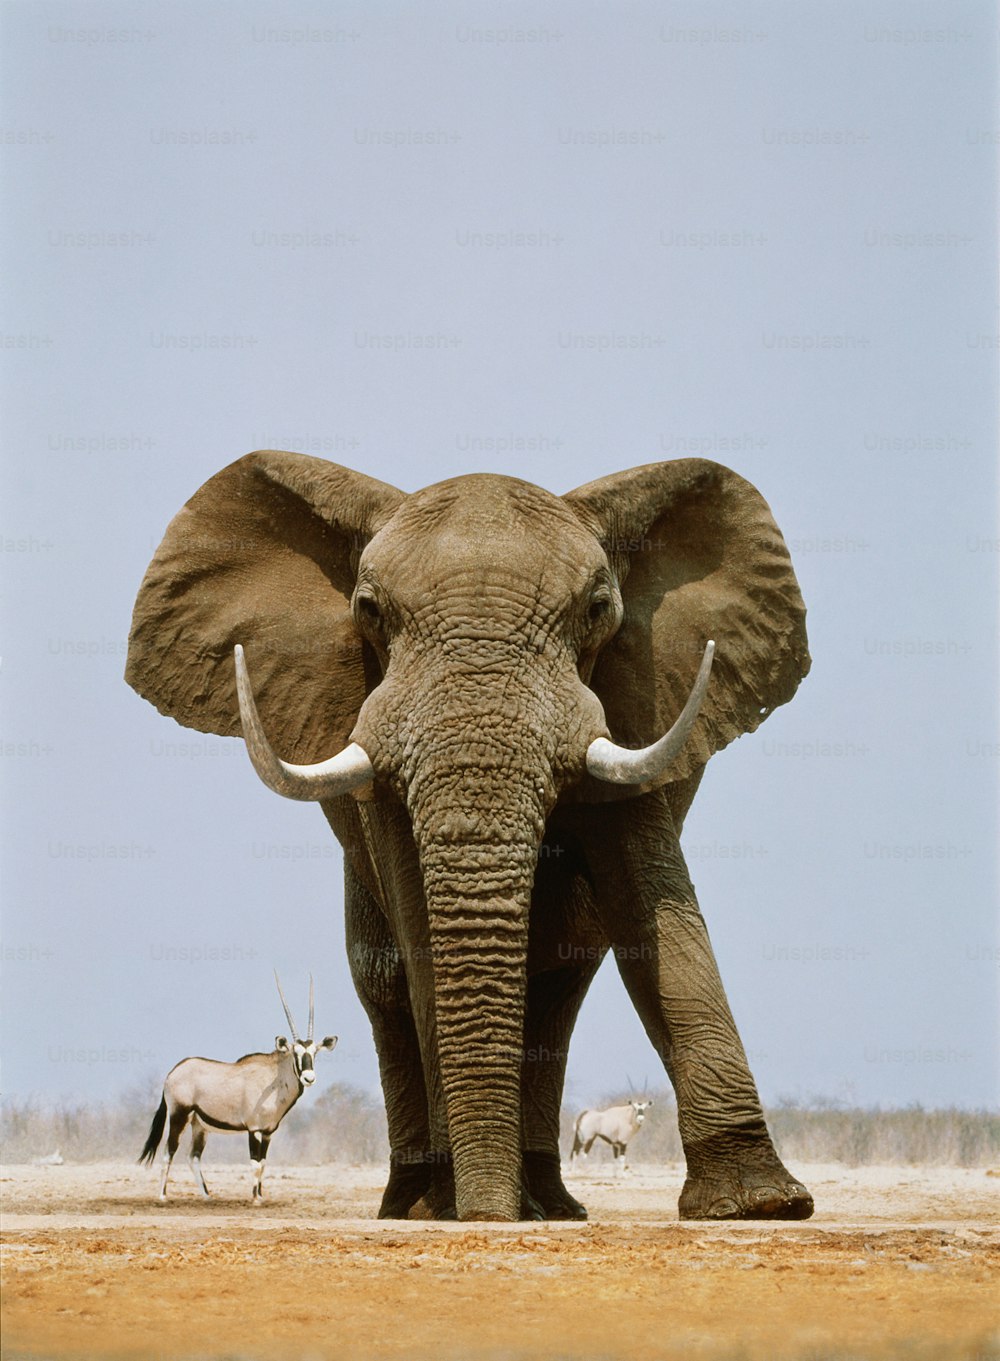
[139,974,336,1201]
[569,1098,653,1175]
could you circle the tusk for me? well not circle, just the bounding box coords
[274,969,299,1043]
[586,641,715,785]
[234,645,374,801]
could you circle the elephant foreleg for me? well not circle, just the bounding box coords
[581,793,813,1221]
[521,962,601,1219]
[344,860,434,1218]
[521,847,605,1219]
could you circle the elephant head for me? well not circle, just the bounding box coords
[126,453,808,1220]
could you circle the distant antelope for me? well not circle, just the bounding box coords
[139,974,337,1201]
[569,1099,653,1175]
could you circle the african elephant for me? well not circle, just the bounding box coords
[126,452,813,1223]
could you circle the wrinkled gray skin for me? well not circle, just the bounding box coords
[126,453,813,1223]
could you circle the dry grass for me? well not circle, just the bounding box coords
[3,1084,997,1169]
[560,1090,999,1169]
[0,1080,388,1166]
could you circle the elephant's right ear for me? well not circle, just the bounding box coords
[125,452,404,762]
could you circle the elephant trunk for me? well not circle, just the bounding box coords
[412,773,546,1221]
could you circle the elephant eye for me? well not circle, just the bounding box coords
[587,595,611,625]
[355,593,382,628]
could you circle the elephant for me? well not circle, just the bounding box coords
[125,452,814,1223]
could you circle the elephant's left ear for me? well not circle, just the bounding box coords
[564,459,810,783]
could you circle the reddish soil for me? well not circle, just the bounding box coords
[2,1162,997,1360]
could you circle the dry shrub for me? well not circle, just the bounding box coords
[0,1080,388,1167]
[766,1097,1000,1168]
[0,1079,161,1165]
[2,1086,996,1168]
[561,1089,999,1169]
[273,1082,389,1165]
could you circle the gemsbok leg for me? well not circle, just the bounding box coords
[248,1131,271,1200]
[159,1105,191,1201]
[188,1117,210,1198]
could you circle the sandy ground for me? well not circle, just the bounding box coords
[2,1160,998,1361]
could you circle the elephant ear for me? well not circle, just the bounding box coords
[125,451,404,762]
[564,459,810,786]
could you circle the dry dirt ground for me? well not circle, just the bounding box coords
[2,1160,997,1361]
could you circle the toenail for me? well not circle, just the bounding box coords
[708,1198,741,1217]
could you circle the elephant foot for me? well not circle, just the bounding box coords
[522,1149,588,1221]
[377,1158,433,1220]
[520,1176,547,1222]
[405,1156,459,1220]
[679,1130,813,1221]
[390,1152,580,1222]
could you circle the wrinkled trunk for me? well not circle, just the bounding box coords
[353,637,580,1220]
[413,776,545,1221]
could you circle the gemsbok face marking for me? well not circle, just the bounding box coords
[273,972,333,1090]
[138,973,337,1201]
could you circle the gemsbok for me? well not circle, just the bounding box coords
[569,1099,653,1175]
[139,974,336,1201]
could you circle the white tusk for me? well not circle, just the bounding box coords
[234,644,374,801]
[586,641,715,785]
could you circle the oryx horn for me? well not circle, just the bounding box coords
[234,645,374,800]
[307,973,314,1043]
[586,641,715,785]
[274,969,300,1042]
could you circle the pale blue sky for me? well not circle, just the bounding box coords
[2,0,997,1114]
